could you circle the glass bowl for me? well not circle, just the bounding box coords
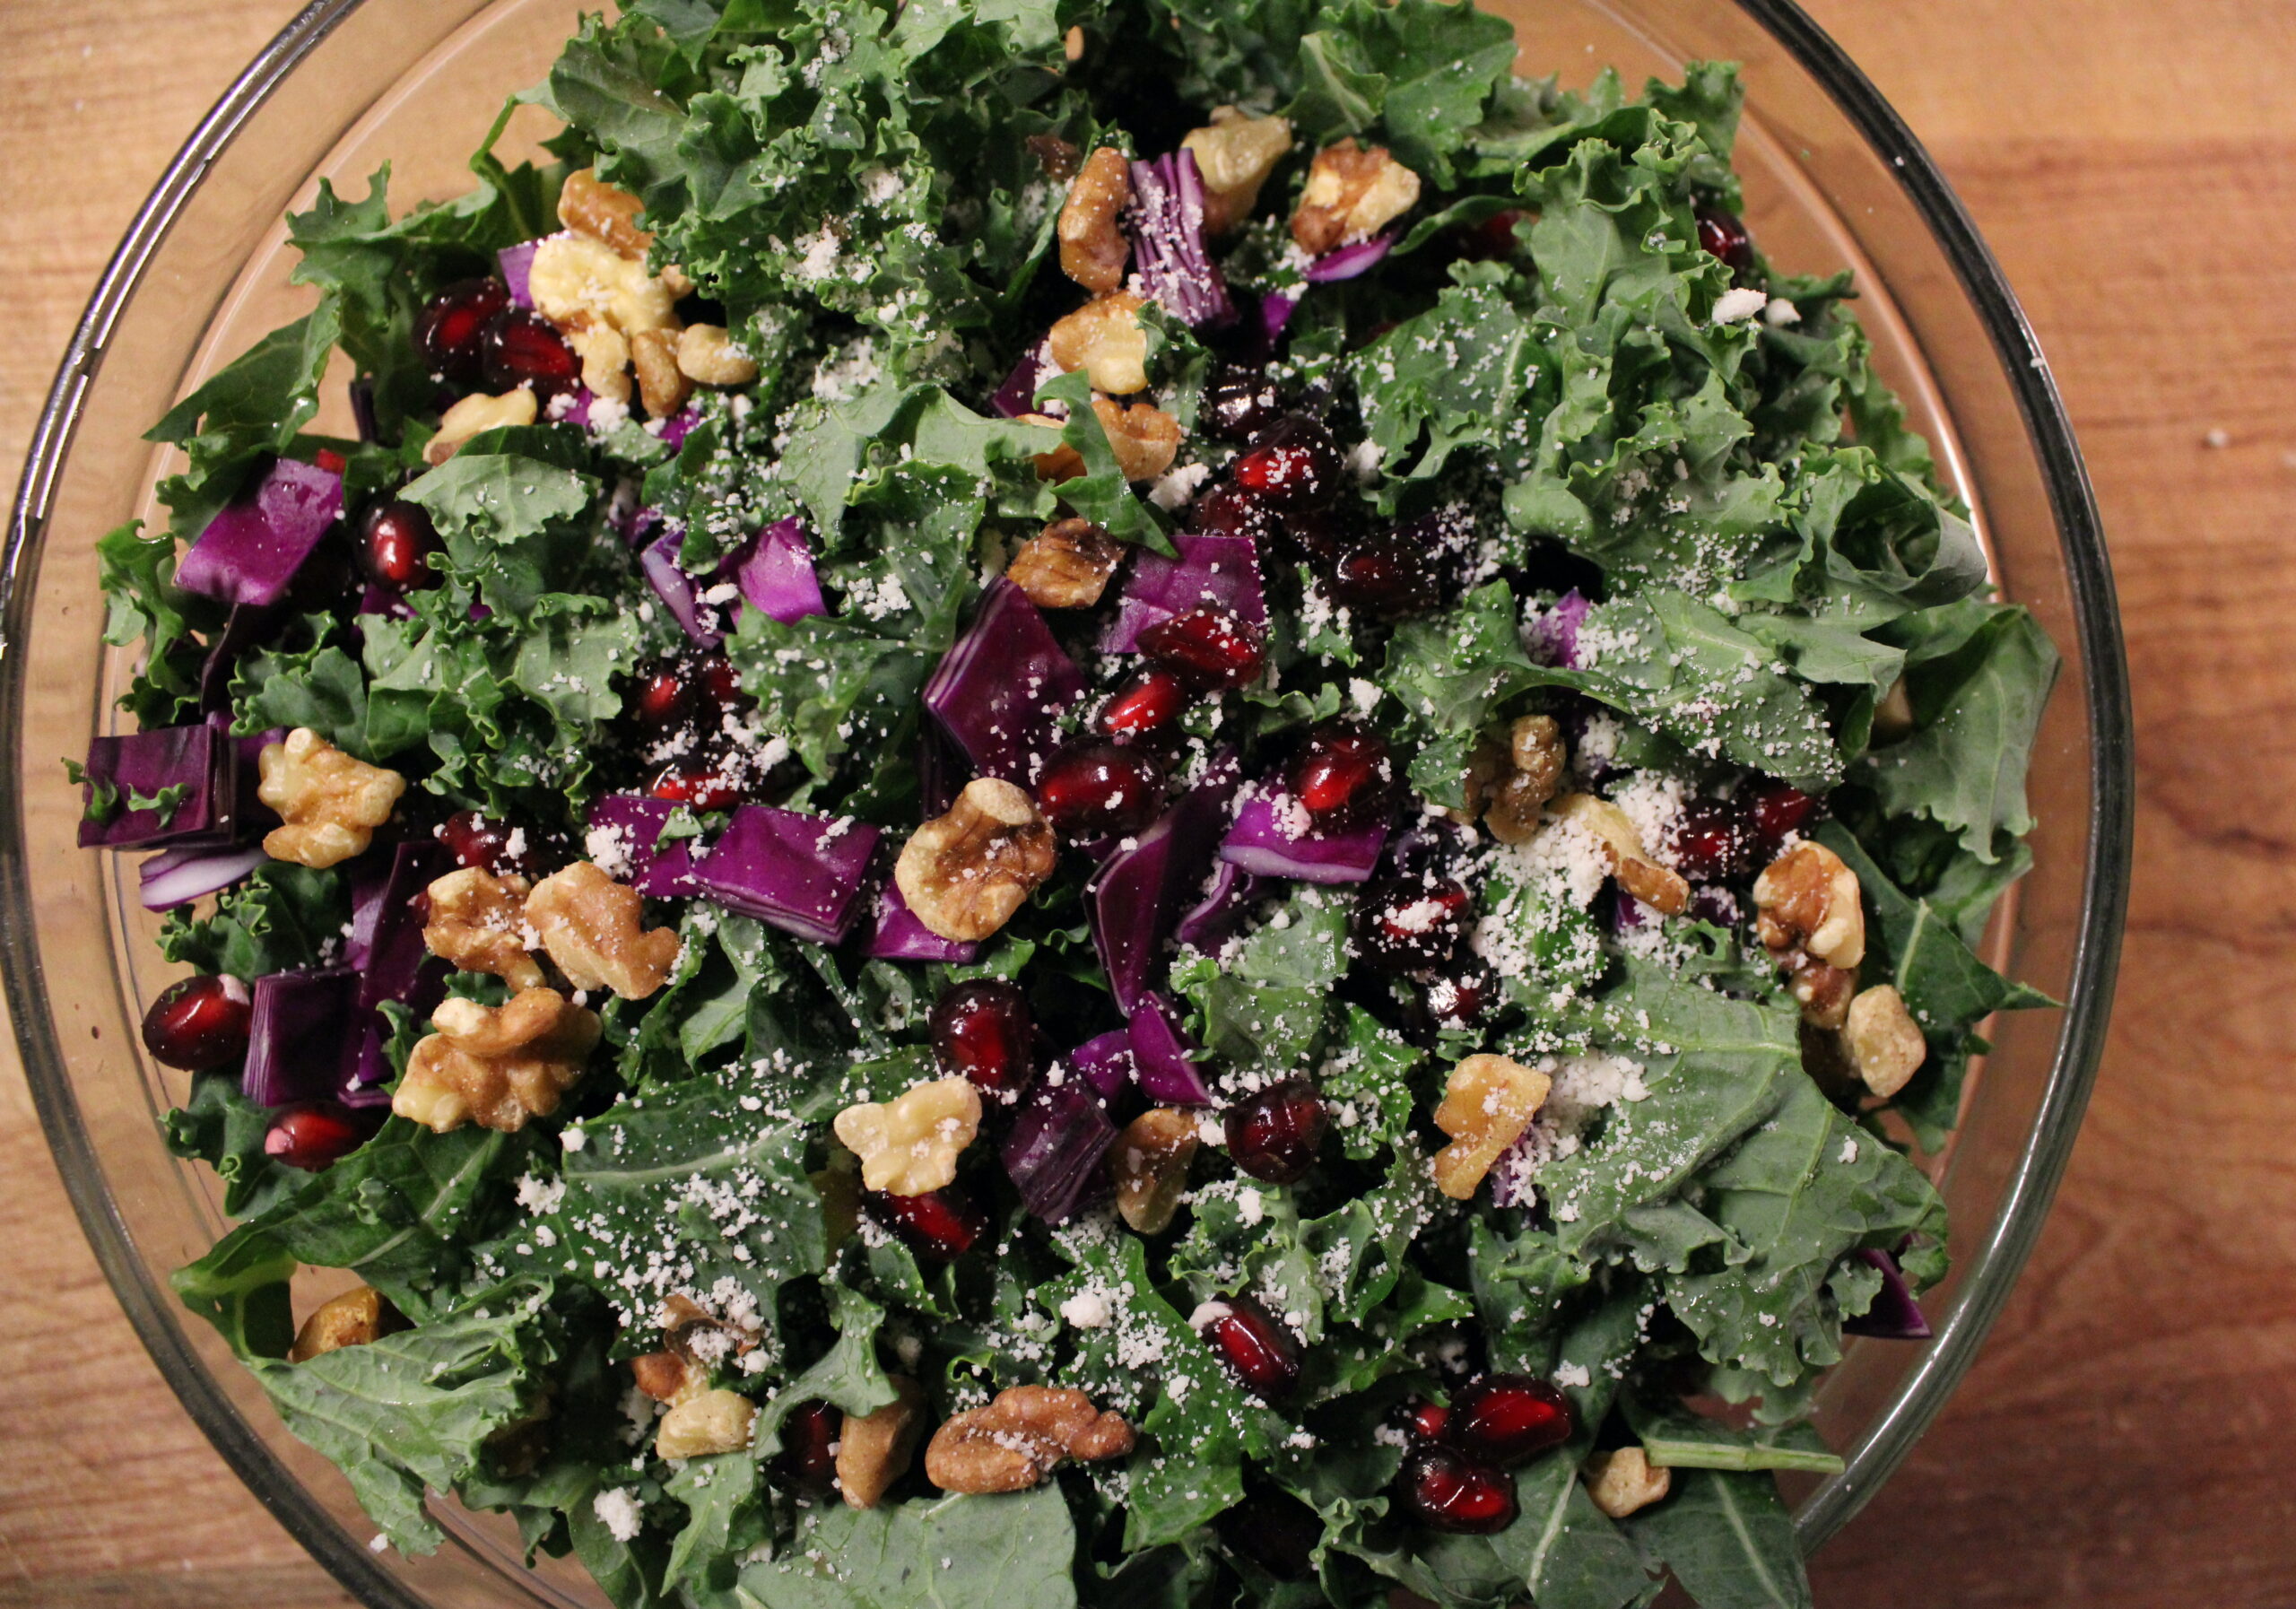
[2,1,2132,1604]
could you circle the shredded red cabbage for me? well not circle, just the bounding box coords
[586,794,706,898]
[990,341,1057,419]
[173,457,344,609]
[75,724,233,851]
[865,877,979,963]
[1219,789,1389,883]
[1001,1077,1118,1222]
[1530,588,1592,668]
[691,804,881,944]
[1126,991,1213,1105]
[1842,1248,1934,1340]
[1068,1031,1136,1100]
[1124,150,1236,330]
[923,578,1087,785]
[640,527,725,647]
[1172,858,1262,952]
[1089,751,1240,1014]
[1302,230,1399,283]
[241,970,361,1108]
[137,844,268,911]
[733,517,827,626]
[498,236,553,307]
[1100,531,1265,653]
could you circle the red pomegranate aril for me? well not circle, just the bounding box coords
[700,656,746,710]
[1746,780,1817,850]
[1403,1397,1451,1442]
[360,500,439,590]
[929,978,1035,1097]
[480,308,581,399]
[1418,961,1497,1031]
[437,810,540,877]
[1194,1296,1300,1396]
[631,664,698,730]
[866,1187,989,1263]
[1465,206,1529,259]
[1231,416,1339,511]
[263,1105,365,1171]
[1353,879,1473,973]
[1097,667,1190,739]
[1401,1446,1517,1534]
[1330,535,1439,620]
[314,447,348,476]
[1140,608,1265,692]
[416,277,510,383]
[1035,742,1165,837]
[1441,1373,1576,1467]
[1291,721,1392,829]
[1695,205,1755,273]
[141,974,253,1070]
[1188,483,1269,539]
[1223,1077,1329,1185]
[649,761,743,810]
[1203,363,1283,444]
[774,1400,841,1490]
[1671,796,1753,883]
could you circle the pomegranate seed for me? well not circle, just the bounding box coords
[1097,667,1190,739]
[437,811,541,877]
[313,448,348,476]
[360,500,439,591]
[649,761,743,810]
[700,657,746,710]
[1330,534,1440,620]
[631,664,698,730]
[1279,505,1351,564]
[1403,1397,1452,1442]
[1194,1296,1300,1396]
[480,308,581,400]
[1203,363,1283,444]
[1290,721,1393,830]
[1222,1077,1328,1185]
[416,278,510,383]
[866,1187,989,1263]
[263,1105,364,1171]
[1188,483,1271,539]
[1401,1446,1517,1534]
[1035,742,1165,837]
[1746,780,1817,850]
[1218,1489,1321,1579]
[1441,1373,1575,1467]
[1140,608,1265,692]
[1352,878,1473,973]
[1231,416,1339,511]
[774,1400,841,1490]
[1671,796,1754,882]
[1696,206,1755,273]
[1417,960,1497,1031]
[141,975,252,1070]
[1464,207,1529,259]
[929,979,1035,1097]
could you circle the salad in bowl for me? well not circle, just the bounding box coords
[76,1,2058,1605]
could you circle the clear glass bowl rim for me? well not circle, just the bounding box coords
[0,3,2134,1605]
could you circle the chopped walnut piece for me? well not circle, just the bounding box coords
[288,1286,404,1363]
[558,167,655,258]
[392,987,600,1135]
[631,1350,696,1405]
[1753,841,1865,970]
[676,324,759,387]
[1057,146,1133,293]
[1183,107,1294,234]
[656,1388,756,1460]
[257,728,405,869]
[525,861,682,1001]
[1431,1053,1552,1200]
[894,778,1057,942]
[832,1077,984,1196]
[1027,133,1082,180]
[1111,1108,1201,1234]
[925,1386,1135,1493]
[1007,517,1126,608]
[1843,984,1926,1097]
[1062,22,1085,61]
[1549,793,1691,917]
[1483,716,1566,845]
[838,1376,927,1509]
[1871,675,1916,742]
[1585,1448,1671,1519]
[1791,961,1857,1031]
[527,232,681,337]
[1048,290,1150,396]
[423,867,543,989]
[425,387,542,465]
[630,326,692,420]
[1292,139,1422,255]
[1092,396,1184,482]
[566,323,634,406]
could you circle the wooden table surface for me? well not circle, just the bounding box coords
[1,3,2287,1605]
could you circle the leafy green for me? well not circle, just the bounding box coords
[1622,1468,1812,1609]
[1170,886,1351,1079]
[1349,283,1543,491]
[1290,0,1520,185]
[158,860,351,978]
[1622,1396,1845,1474]
[1490,1449,1655,1609]
[145,312,337,542]
[739,1487,1079,1609]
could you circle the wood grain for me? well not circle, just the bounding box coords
[1,4,2289,1606]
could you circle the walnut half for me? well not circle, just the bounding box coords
[925,1386,1135,1493]
[1048,291,1150,396]
[894,778,1057,943]
[1111,1108,1200,1234]
[1843,983,1926,1097]
[1550,793,1691,917]
[838,1376,927,1509]
[423,867,542,990]
[257,728,406,869]
[288,1286,404,1363]
[1481,715,1566,845]
[526,861,681,1001]
[392,988,600,1134]
[1585,1448,1671,1519]
[831,1077,983,1196]
[1057,146,1133,293]
[1753,841,1865,970]
[1431,1053,1552,1200]
[1292,139,1422,255]
[1182,108,1293,235]
[1007,517,1126,609]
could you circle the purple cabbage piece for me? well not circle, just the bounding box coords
[232,726,285,835]
[990,341,1057,419]
[198,603,278,718]
[357,581,414,622]
[733,517,827,626]
[658,404,702,452]
[348,377,379,446]
[347,842,450,1005]
[1089,751,1240,1014]
[1002,1077,1118,1222]
[75,724,230,850]
[1127,992,1213,1105]
[242,970,360,1108]
[1068,1031,1136,1100]
[1258,291,1299,352]
[692,804,881,944]
[641,526,726,647]
[137,845,267,911]
[1530,588,1592,668]
[918,722,964,818]
[173,457,344,609]
[1843,1248,1934,1340]
[923,579,1088,785]
[338,1022,396,1107]
[499,236,555,308]
[1124,150,1236,329]
[1173,859,1262,952]
[1303,230,1399,283]
[587,794,705,899]
[1220,790,1388,883]
[1100,531,1265,653]
[865,878,979,963]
